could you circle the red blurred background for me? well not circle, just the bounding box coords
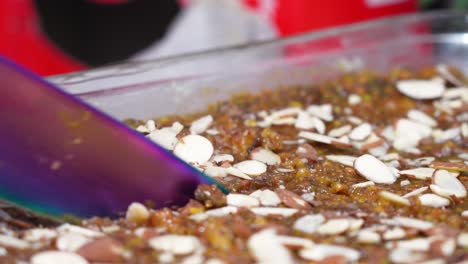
[0,0,416,76]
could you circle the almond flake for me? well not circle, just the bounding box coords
[317,219,351,235]
[431,169,466,198]
[149,235,200,255]
[348,94,362,105]
[250,148,281,165]
[190,206,238,222]
[383,217,433,230]
[400,180,410,186]
[389,248,425,264]
[276,168,295,173]
[351,181,375,188]
[233,160,267,176]
[226,194,260,207]
[436,64,465,86]
[296,143,318,161]
[56,233,91,252]
[408,109,437,127]
[379,191,410,206]
[276,189,311,210]
[396,237,432,251]
[270,107,301,120]
[293,214,325,234]
[126,202,150,224]
[306,104,333,121]
[328,125,352,138]
[354,154,397,184]
[250,207,298,217]
[299,244,360,262]
[402,186,428,198]
[277,236,314,249]
[271,117,296,125]
[326,155,357,167]
[396,79,445,100]
[443,87,468,101]
[225,166,252,180]
[458,233,468,248]
[380,153,400,161]
[432,127,461,143]
[393,119,432,151]
[368,142,389,157]
[206,128,219,135]
[211,154,234,164]
[0,235,29,249]
[348,116,363,125]
[23,229,57,242]
[294,111,316,130]
[299,131,350,146]
[203,163,228,178]
[354,133,385,151]
[430,238,456,256]
[248,229,294,264]
[399,168,435,180]
[173,135,214,165]
[430,161,468,172]
[462,122,468,138]
[357,230,381,244]
[252,190,281,207]
[418,194,450,208]
[349,123,372,141]
[147,128,179,150]
[31,251,89,264]
[462,210,468,218]
[190,115,213,134]
[383,227,407,240]
[57,224,103,238]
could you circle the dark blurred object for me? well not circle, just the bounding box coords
[419,0,468,10]
[35,0,180,66]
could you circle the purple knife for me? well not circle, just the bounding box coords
[0,56,223,218]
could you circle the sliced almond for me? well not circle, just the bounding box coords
[458,233,468,248]
[431,169,466,198]
[299,131,350,146]
[430,161,468,172]
[306,104,333,121]
[57,224,103,238]
[226,194,260,207]
[76,237,123,263]
[400,180,410,186]
[432,127,461,143]
[173,135,214,165]
[299,244,360,262]
[399,168,435,180]
[436,64,465,86]
[349,123,372,141]
[293,214,325,234]
[31,251,89,264]
[396,79,445,100]
[389,248,425,264]
[248,229,294,264]
[270,107,301,120]
[383,217,433,230]
[429,238,456,257]
[379,191,410,206]
[462,210,468,218]
[249,207,298,217]
[275,189,311,210]
[233,160,267,176]
[326,155,357,167]
[277,235,314,249]
[418,193,450,208]
[56,233,91,252]
[0,235,29,249]
[351,181,375,188]
[396,237,432,251]
[357,230,381,244]
[147,128,179,150]
[23,229,57,242]
[354,154,397,184]
[190,206,238,222]
[383,227,406,240]
[348,94,362,105]
[407,109,437,127]
[255,190,281,207]
[296,143,318,162]
[317,219,351,235]
[462,122,468,138]
[250,148,281,165]
[393,119,432,151]
[225,166,252,180]
[190,115,213,134]
[149,235,200,255]
[328,125,352,138]
[211,154,234,164]
[402,186,428,198]
[294,111,315,130]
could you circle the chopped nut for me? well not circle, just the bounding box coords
[125,202,150,224]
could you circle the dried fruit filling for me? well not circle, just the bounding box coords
[2,66,468,263]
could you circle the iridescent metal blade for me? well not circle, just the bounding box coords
[0,57,222,218]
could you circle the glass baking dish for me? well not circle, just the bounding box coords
[49,11,468,120]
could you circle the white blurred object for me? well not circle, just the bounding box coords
[132,0,278,60]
